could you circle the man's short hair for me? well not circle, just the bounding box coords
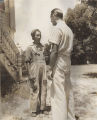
[31,29,41,40]
[51,8,63,19]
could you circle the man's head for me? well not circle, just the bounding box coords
[31,29,41,44]
[50,8,63,26]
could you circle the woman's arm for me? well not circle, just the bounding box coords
[25,47,32,63]
[25,47,32,75]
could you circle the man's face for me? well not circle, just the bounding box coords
[34,31,41,43]
[50,14,57,26]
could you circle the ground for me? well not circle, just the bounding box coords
[71,65,97,120]
[1,64,97,120]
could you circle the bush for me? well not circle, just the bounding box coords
[65,2,97,64]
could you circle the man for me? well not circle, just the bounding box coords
[48,8,76,120]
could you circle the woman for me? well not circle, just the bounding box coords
[25,29,47,117]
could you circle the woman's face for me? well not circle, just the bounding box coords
[34,31,41,43]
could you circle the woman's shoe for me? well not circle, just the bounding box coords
[75,115,79,120]
[31,112,37,117]
[43,111,49,115]
[40,110,44,114]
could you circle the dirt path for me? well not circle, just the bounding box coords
[1,80,52,120]
[71,65,97,120]
[1,64,97,120]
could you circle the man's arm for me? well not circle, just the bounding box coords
[48,26,62,69]
[44,44,51,65]
[50,43,58,69]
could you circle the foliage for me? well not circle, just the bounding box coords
[65,2,97,64]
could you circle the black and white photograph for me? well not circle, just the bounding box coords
[0,0,97,120]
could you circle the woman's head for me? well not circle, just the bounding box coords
[31,29,41,44]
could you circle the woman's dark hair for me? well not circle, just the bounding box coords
[51,8,63,19]
[31,29,41,40]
